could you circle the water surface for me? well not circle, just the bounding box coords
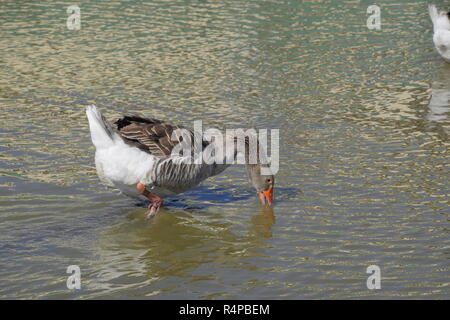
[0,0,449,299]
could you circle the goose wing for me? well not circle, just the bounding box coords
[115,115,202,158]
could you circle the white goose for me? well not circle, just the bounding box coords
[86,105,274,217]
[429,4,450,62]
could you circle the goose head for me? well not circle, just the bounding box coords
[246,164,275,206]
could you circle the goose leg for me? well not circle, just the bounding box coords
[136,182,164,218]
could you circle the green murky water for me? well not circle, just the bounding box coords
[0,0,448,299]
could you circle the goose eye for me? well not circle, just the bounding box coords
[266,178,272,183]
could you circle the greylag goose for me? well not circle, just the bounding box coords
[429,4,450,62]
[86,105,274,217]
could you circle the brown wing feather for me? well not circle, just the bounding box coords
[114,115,197,158]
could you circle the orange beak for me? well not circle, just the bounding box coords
[258,186,273,206]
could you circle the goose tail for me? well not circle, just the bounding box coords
[429,4,440,29]
[86,105,116,149]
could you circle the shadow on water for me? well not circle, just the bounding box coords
[131,184,301,211]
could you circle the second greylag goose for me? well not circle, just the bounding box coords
[86,105,275,218]
[429,4,450,62]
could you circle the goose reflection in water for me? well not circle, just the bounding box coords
[84,204,276,297]
[428,65,450,122]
